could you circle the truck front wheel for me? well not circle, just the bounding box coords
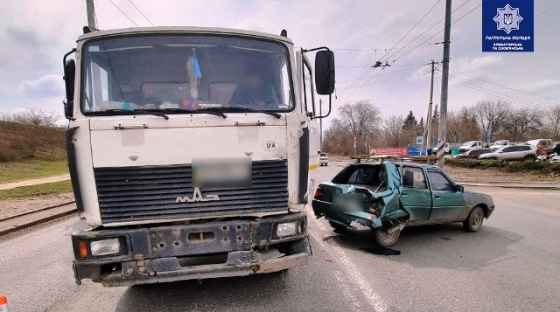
[373,228,401,247]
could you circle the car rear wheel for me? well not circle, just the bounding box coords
[463,206,484,232]
[373,227,401,247]
[524,155,536,162]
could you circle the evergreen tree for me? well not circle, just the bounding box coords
[402,110,418,130]
[432,105,439,125]
[419,117,424,133]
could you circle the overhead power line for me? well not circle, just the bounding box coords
[384,0,472,62]
[337,0,442,98]
[128,0,154,26]
[391,2,481,64]
[452,69,560,102]
[107,0,139,27]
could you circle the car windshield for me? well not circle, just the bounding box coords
[80,35,293,115]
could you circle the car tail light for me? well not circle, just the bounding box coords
[314,187,324,200]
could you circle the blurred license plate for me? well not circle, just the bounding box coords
[332,193,363,212]
[192,157,252,188]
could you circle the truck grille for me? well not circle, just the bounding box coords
[94,160,288,224]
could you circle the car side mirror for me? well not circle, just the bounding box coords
[63,50,76,119]
[455,184,464,193]
[314,50,335,95]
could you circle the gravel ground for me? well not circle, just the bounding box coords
[0,192,74,219]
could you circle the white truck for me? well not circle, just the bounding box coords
[459,141,483,153]
[62,26,335,287]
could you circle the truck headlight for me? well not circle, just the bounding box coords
[90,238,120,256]
[276,221,305,238]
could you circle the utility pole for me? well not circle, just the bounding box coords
[436,0,452,167]
[425,60,436,156]
[319,98,323,151]
[86,0,97,28]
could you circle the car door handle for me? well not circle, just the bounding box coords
[434,195,441,199]
[401,192,408,196]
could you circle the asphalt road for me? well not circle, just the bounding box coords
[1,164,560,312]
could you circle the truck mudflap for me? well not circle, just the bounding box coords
[71,213,311,287]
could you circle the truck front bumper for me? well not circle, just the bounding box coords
[72,212,311,287]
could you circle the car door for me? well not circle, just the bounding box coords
[426,169,466,221]
[399,166,431,220]
[499,146,515,160]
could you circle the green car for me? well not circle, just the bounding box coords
[312,161,495,247]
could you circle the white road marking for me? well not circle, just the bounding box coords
[307,210,387,312]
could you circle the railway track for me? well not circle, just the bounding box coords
[0,201,77,236]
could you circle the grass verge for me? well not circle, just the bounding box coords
[0,180,73,200]
[0,160,68,184]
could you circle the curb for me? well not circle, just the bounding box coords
[0,207,77,237]
[1,201,76,222]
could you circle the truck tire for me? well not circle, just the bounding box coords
[463,206,484,232]
[373,227,401,247]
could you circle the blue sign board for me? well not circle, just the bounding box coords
[416,136,423,145]
[482,0,534,52]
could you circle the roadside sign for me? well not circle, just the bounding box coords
[487,131,491,143]
[416,136,423,145]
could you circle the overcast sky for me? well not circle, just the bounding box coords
[1,0,559,129]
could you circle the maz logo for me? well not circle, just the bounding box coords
[175,187,220,203]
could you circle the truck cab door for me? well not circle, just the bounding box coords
[296,50,320,205]
[426,169,466,221]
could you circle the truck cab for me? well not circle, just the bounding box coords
[62,26,335,287]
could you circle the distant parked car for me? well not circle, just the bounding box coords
[459,141,483,153]
[478,145,537,161]
[432,142,450,154]
[319,152,329,166]
[490,140,510,151]
[455,148,493,159]
[526,139,554,154]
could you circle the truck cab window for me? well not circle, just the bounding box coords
[302,62,315,115]
[81,36,294,114]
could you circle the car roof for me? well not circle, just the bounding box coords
[388,161,442,170]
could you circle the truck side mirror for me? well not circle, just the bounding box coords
[314,50,335,95]
[63,58,75,119]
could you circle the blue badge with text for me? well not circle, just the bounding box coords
[482,0,534,52]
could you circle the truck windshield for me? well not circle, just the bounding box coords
[80,35,293,115]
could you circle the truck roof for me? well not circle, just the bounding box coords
[77,26,294,44]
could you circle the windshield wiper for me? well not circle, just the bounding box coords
[162,108,226,119]
[133,109,169,120]
[92,108,169,119]
[200,106,281,119]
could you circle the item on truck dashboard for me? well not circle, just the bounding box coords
[186,49,201,101]
[182,99,198,110]
[160,102,180,109]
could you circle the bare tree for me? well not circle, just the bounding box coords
[503,107,542,142]
[544,104,560,140]
[382,115,405,147]
[475,100,511,138]
[0,108,60,126]
[338,101,382,154]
